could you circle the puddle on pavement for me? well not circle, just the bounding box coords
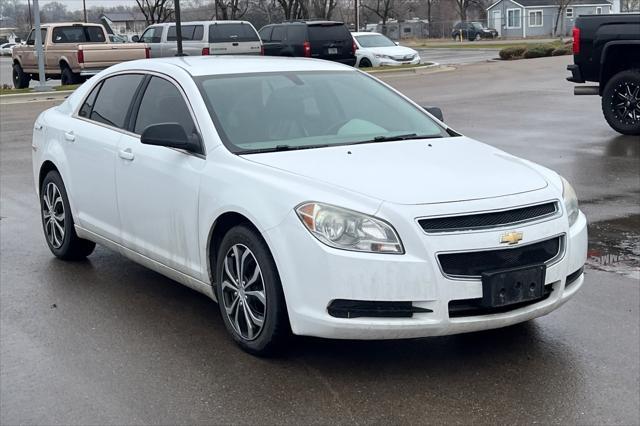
[587,214,640,280]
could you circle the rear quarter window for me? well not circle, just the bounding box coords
[167,25,204,41]
[209,23,259,43]
[308,24,350,41]
[286,26,306,42]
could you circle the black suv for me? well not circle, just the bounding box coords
[451,22,498,41]
[258,21,356,66]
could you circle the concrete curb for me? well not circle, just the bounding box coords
[366,62,438,75]
[0,90,73,104]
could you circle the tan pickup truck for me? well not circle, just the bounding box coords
[12,23,149,88]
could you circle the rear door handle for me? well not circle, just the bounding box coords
[118,148,134,161]
[64,131,75,141]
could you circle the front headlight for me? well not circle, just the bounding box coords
[374,54,393,60]
[561,176,579,226]
[296,202,404,254]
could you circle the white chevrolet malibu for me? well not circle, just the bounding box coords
[32,56,587,355]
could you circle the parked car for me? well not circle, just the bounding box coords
[451,22,498,41]
[259,21,356,66]
[352,32,420,68]
[32,56,587,355]
[0,42,17,56]
[137,20,262,58]
[12,23,148,88]
[567,13,640,135]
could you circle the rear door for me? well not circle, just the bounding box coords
[262,25,285,56]
[307,23,352,61]
[208,22,262,55]
[165,24,206,56]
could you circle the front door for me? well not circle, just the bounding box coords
[493,10,502,36]
[139,26,164,58]
[116,75,205,278]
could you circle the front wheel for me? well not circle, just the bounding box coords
[215,225,290,356]
[12,63,30,88]
[40,171,96,260]
[602,70,640,136]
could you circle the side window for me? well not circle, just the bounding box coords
[78,82,102,118]
[193,25,204,40]
[90,74,144,129]
[258,27,272,41]
[271,26,285,42]
[286,26,306,42]
[27,28,47,45]
[134,77,197,139]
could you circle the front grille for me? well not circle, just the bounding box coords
[438,236,562,277]
[418,202,558,233]
[448,284,554,317]
[327,299,432,319]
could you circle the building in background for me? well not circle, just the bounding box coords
[100,12,147,41]
[486,0,612,37]
[373,19,429,39]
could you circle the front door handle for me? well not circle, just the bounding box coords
[118,148,134,161]
[64,131,75,141]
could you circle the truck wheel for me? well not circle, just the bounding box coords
[60,66,79,86]
[12,63,30,89]
[602,70,640,136]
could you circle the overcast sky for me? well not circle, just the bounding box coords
[38,0,137,10]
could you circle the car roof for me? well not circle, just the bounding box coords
[38,22,103,27]
[351,32,384,36]
[153,20,251,26]
[109,56,354,77]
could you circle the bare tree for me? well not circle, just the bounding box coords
[362,0,394,28]
[214,0,249,19]
[453,0,478,21]
[311,0,338,19]
[135,0,175,24]
[552,0,571,36]
[277,0,309,20]
[621,0,640,11]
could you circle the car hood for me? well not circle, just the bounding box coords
[242,137,549,205]
[359,45,417,56]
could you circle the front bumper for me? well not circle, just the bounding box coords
[264,196,588,340]
[374,56,421,67]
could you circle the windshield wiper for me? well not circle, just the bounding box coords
[240,143,330,154]
[351,133,443,145]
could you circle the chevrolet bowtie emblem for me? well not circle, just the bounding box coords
[500,231,523,245]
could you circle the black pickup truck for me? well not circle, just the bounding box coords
[567,14,640,135]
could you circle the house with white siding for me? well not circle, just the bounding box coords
[486,0,613,37]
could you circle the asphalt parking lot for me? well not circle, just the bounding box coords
[1,55,639,424]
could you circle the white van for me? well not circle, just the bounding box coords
[137,21,262,58]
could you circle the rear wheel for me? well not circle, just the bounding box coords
[215,225,290,356]
[40,171,95,260]
[602,70,640,136]
[12,63,30,88]
[359,57,372,68]
[60,65,79,86]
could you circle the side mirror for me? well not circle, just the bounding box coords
[422,106,444,122]
[132,35,140,42]
[141,123,202,154]
[27,39,35,46]
[395,41,400,46]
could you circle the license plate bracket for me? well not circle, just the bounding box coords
[481,264,546,308]
[328,47,338,55]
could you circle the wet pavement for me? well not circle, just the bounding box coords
[1,56,639,424]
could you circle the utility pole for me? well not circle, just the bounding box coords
[27,0,32,28]
[354,0,360,31]
[32,0,51,91]
[83,0,87,23]
[174,0,184,56]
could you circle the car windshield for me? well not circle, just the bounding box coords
[196,71,448,154]
[355,34,396,48]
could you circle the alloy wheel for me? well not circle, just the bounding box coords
[42,182,65,249]
[612,81,640,124]
[221,244,267,341]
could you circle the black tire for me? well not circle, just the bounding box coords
[215,225,290,356]
[601,69,640,136]
[40,171,96,260]
[60,65,79,86]
[12,63,30,89]
[359,57,372,68]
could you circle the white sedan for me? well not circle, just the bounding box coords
[0,42,16,56]
[32,56,587,355]
[353,32,421,68]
